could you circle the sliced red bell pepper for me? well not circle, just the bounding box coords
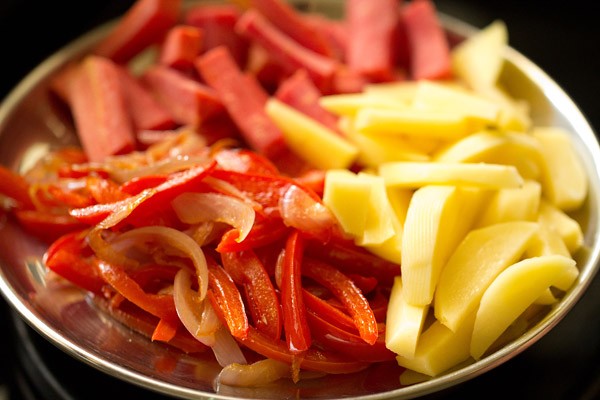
[306,310,395,363]
[67,55,136,163]
[238,327,368,374]
[93,296,208,354]
[151,316,179,342]
[43,230,105,294]
[274,69,341,134]
[14,210,88,244]
[207,260,249,339]
[249,0,334,57]
[280,230,311,353]
[216,216,289,252]
[116,66,177,132]
[0,165,34,210]
[93,0,182,64]
[70,161,216,227]
[213,148,280,176]
[159,25,203,70]
[305,237,400,287]
[95,259,178,321]
[183,3,249,67]
[209,169,321,217]
[345,0,400,82]
[235,9,339,92]
[195,46,287,159]
[141,65,224,127]
[401,0,452,80]
[303,257,378,345]
[119,174,169,196]
[221,250,282,339]
[302,289,357,333]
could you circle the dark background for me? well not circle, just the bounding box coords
[1,1,599,399]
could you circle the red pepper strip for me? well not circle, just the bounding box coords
[302,289,357,333]
[305,237,399,287]
[280,230,311,353]
[43,230,105,294]
[238,327,368,374]
[216,216,289,253]
[14,210,88,244]
[93,297,208,354]
[306,310,395,363]
[347,274,378,294]
[70,161,216,227]
[93,0,182,64]
[209,169,321,216]
[0,165,35,210]
[151,316,179,342]
[119,175,169,196]
[207,260,249,339]
[95,259,177,321]
[221,250,282,340]
[85,176,130,204]
[213,148,280,176]
[303,257,378,346]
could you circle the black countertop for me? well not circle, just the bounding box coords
[1,1,599,399]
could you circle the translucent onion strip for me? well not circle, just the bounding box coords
[110,226,209,300]
[216,358,290,387]
[279,184,337,240]
[173,268,247,367]
[172,192,255,243]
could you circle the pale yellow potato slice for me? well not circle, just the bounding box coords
[395,312,476,376]
[433,130,542,179]
[480,85,531,131]
[434,221,539,332]
[386,277,430,358]
[378,161,524,189]
[341,118,431,166]
[537,199,584,254]
[470,255,578,359]
[475,179,541,227]
[363,80,420,102]
[356,172,396,246]
[323,169,371,239]
[319,93,407,117]
[451,20,508,92]
[323,170,396,246]
[401,186,484,305]
[412,80,501,126]
[265,98,358,169]
[525,226,570,258]
[354,108,470,140]
[363,187,413,263]
[533,127,588,211]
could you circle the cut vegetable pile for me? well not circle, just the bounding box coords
[0,0,588,390]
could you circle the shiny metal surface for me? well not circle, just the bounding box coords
[0,1,599,399]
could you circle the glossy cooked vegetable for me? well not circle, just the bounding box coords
[0,0,588,390]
